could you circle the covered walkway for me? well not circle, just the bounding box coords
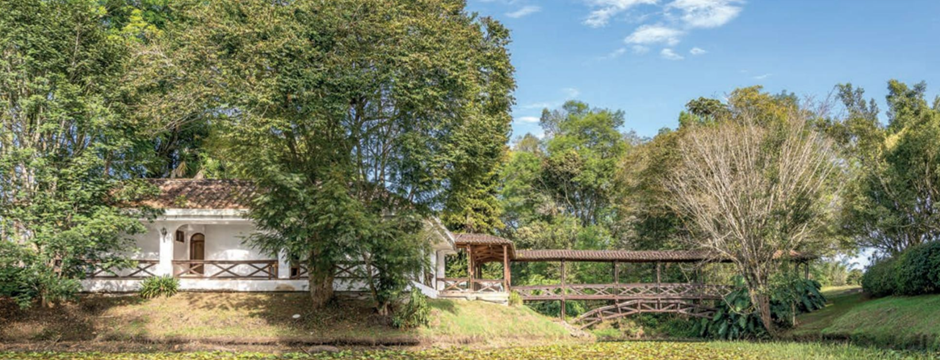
[439,234,815,328]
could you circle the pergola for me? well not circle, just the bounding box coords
[449,233,515,293]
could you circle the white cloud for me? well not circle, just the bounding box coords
[660,48,684,60]
[667,0,743,28]
[753,73,771,80]
[584,0,659,28]
[598,47,628,60]
[689,47,707,55]
[506,5,541,18]
[515,116,541,123]
[624,24,683,46]
[562,87,581,98]
[631,45,650,54]
[521,102,555,110]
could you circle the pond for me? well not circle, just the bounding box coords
[1,341,936,360]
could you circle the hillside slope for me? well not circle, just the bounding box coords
[0,293,574,350]
[788,286,940,350]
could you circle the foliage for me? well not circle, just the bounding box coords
[0,0,158,308]
[508,291,523,307]
[861,257,899,298]
[2,341,935,359]
[391,291,430,329]
[154,0,514,311]
[893,241,940,296]
[834,81,940,256]
[862,241,940,297]
[698,277,825,340]
[811,258,858,287]
[139,276,179,299]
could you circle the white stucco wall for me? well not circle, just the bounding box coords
[83,210,454,294]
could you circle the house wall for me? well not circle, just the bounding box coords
[83,211,453,294]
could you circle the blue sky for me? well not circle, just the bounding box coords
[466,0,940,140]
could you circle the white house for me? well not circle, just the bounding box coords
[81,179,458,296]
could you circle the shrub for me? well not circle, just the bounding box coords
[893,241,940,296]
[696,277,826,339]
[861,257,897,298]
[508,291,523,307]
[392,291,430,329]
[139,276,179,299]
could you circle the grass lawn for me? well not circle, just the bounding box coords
[0,293,572,349]
[789,286,940,350]
[0,341,936,359]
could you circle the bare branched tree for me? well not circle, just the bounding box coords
[667,105,837,336]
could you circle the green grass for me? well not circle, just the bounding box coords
[422,299,571,341]
[1,341,936,359]
[790,286,940,350]
[0,293,571,347]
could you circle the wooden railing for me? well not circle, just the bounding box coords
[437,278,506,293]
[87,260,159,279]
[173,260,277,279]
[290,262,379,280]
[513,283,732,301]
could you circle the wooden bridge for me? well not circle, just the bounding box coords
[444,235,813,329]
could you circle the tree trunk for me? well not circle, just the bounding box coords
[307,256,335,309]
[753,293,776,337]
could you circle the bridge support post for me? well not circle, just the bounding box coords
[613,261,619,284]
[466,246,473,291]
[503,244,510,292]
[561,260,566,321]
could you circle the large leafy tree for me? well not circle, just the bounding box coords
[167,0,514,310]
[0,0,156,307]
[834,81,940,256]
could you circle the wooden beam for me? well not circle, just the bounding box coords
[561,260,567,321]
[613,261,619,284]
[467,246,473,286]
[503,244,510,291]
[656,261,661,284]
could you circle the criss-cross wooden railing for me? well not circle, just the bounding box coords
[513,283,731,301]
[173,260,277,279]
[437,278,505,293]
[87,260,159,279]
[289,262,379,280]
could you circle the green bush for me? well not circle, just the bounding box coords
[696,277,826,339]
[862,242,940,298]
[894,241,940,296]
[861,257,897,297]
[392,291,430,329]
[139,276,179,299]
[508,291,523,307]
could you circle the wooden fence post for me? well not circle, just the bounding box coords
[561,260,566,321]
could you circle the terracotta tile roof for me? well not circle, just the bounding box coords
[139,179,256,210]
[514,249,815,263]
[454,233,514,246]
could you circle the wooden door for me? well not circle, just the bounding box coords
[190,233,205,275]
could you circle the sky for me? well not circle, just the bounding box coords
[467,0,940,268]
[466,0,940,141]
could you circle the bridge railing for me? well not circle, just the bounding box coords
[512,283,731,301]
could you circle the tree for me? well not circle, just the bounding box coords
[540,101,628,227]
[0,0,156,307]
[168,0,514,310]
[835,81,940,256]
[667,90,838,336]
